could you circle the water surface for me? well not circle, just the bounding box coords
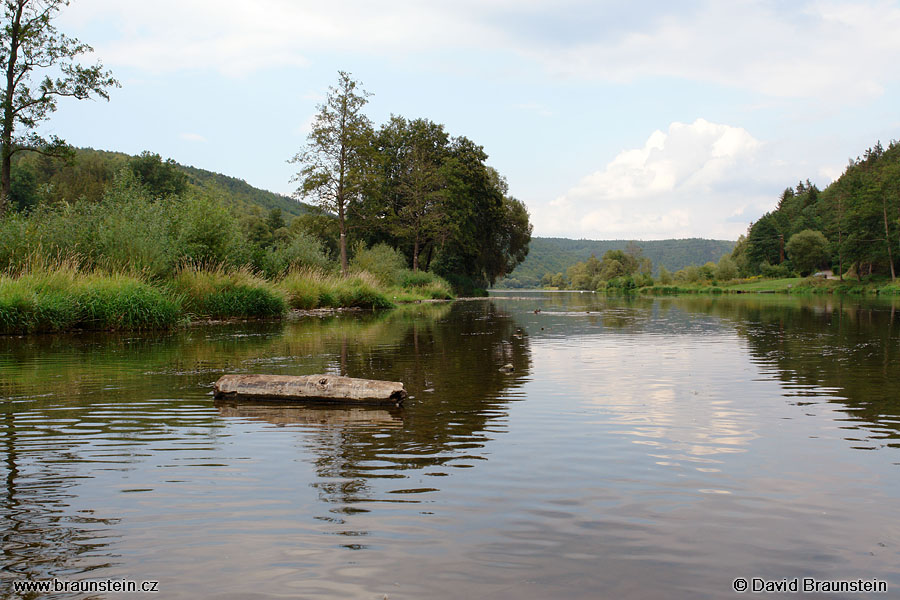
[2,294,899,598]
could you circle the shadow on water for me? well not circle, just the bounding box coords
[0,301,532,588]
[663,296,900,447]
[493,291,900,449]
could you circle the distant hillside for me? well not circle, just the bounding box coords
[10,147,314,218]
[497,237,735,288]
[178,163,313,217]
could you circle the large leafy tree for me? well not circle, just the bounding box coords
[0,0,118,214]
[785,229,829,275]
[377,116,450,271]
[290,71,373,276]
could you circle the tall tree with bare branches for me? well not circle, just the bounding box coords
[289,71,373,276]
[0,0,118,214]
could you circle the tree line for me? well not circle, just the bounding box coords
[0,0,531,295]
[498,237,735,288]
[289,71,531,293]
[539,241,742,291]
[732,140,900,281]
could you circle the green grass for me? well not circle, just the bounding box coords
[0,264,182,333]
[172,264,286,318]
[0,261,456,335]
[279,269,395,310]
[642,276,900,296]
[720,277,806,292]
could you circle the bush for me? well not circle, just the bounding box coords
[657,266,673,285]
[760,261,792,278]
[397,270,454,299]
[350,243,408,286]
[715,255,739,281]
[173,192,242,267]
[254,232,332,278]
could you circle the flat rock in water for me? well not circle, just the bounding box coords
[213,374,407,406]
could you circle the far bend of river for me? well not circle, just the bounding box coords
[2,292,899,599]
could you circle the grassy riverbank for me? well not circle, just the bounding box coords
[0,262,453,334]
[642,276,900,296]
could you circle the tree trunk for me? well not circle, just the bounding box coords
[838,194,844,281]
[883,196,896,281]
[339,229,348,277]
[424,244,434,272]
[0,3,23,215]
[412,234,420,272]
[337,200,348,277]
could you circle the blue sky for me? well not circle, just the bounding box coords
[47,0,900,240]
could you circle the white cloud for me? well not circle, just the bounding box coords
[60,0,900,102]
[532,119,781,240]
[532,1,900,103]
[180,132,207,143]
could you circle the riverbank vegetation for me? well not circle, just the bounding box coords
[530,138,900,297]
[0,70,527,333]
[495,237,734,288]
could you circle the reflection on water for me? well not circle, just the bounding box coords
[1,295,899,598]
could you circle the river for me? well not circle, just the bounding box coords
[1,292,898,598]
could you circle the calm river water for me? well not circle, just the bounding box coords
[1,292,899,599]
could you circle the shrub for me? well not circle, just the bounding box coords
[350,243,408,286]
[254,232,332,279]
[760,261,792,279]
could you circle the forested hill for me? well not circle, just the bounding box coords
[9,147,314,217]
[497,237,735,288]
[733,139,900,279]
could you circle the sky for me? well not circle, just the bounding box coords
[45,0,900,241]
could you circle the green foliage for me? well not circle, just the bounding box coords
[746,213,782,270]
[359,116,531,290]
[350,242,408,286]
[174,191,242,266]
[498,237,734,288]
[786,229,830,275]
[129,151,188,198]
[556,247,652,290]
[0,0,119,213]
[279,269,394,310]
[658,265,673,285]
[6,147,314,217]
[760,261,793,278]
[715,255,739,281]
[253,232,331,279]
[741,140,900,279]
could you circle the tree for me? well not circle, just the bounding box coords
[658,265,673,284]
[129,151,187,198]
[0,0,118,214]
[746,213,782,271]
[786,229,829,275]
[290,71,373,276]
[715,255,738,281]
[377,116,449,271]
